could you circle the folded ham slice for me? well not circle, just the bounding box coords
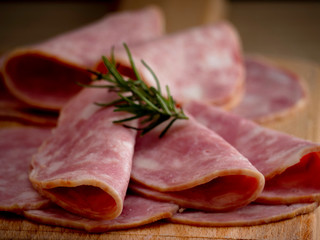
[99,21,244,109]
[1,6,164,110]
[232,57,307,123]
[0,57,57,126]
[24,195,178,233]
[186,101,320,204]
[130,115,264,211]
[0,127,52,213]
[169,202,318,227]
[29,85,138,220]
[0,73,58,126]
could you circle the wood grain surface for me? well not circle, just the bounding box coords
[0,58,320,240]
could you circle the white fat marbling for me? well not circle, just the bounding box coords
[134,157,161,171]
[46,161,65,175]
[182,84,203,99]
[204,50,233,69]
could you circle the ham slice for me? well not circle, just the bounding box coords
[232,57,307,123]
[29,85,138,220]
[24,195,178,233]
[0,127,51,213]
[186,101,320,204]
[0,74,58,126]
[100,21,244,109]
[169,202,318,227]
[0,58,57,126]
[1,6,164,110]
[130,115,264,211]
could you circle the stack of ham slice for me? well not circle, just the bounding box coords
[0,6,180,231]
[0,6,164,111]
[130,115,264,211]
[164,101,320,227]
[185,101,320,205]
[0,126,178,231]
[0,5,319,234]
[0,70,58,126]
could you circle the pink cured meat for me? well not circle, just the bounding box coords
[1,6,164,110]
[24,195,179,233]
[0,57,25,111]
[232,57,307,123]
[29,85,138,220]
[0,57,57,126]
[0,72,57,126]
[169,202,318,227]
[131,115,264,211]
[100,21,244,109]
[0,127,52,213]
[185,101,320,204]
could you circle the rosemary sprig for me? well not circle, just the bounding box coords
[85,43,188,138]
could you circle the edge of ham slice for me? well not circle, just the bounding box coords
[1,6,164,110]
[130,114,265,212]
[29,86,137,220]
[23,195,179,233]
[99,21,244,109]
[0,127,52,213]
[232,57,308,123]
[0,58,57,126]
[169,202,318,227]
[185,101,320,204]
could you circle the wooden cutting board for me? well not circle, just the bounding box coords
[0,58,320,239]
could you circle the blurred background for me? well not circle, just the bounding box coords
[0,0,319,63]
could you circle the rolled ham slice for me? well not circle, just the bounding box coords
[0,72,58,126]
[99,21,244,109]
[130,115,264,211]
[169,202,318,227]
[24,195,179,233]
[0,127,52,213]
[232,57,307,123]
[29,85,138,220]
[186,101,320,204]
[0,57,57,126]
[1,6,164,110]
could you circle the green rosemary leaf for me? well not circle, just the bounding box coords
[116,93,135,105]
[110,46,116,65]
[155,91,171,115]
[140,115,170,136]
[123,43,142,82]
[82,43,188,137]
[141,59,162,94]
[94,99,123,107]
[102,56,126,86]
[129,84,161,112]
[86,69,103,80]
[113,106,144,115]
[165,85,175,111]
[159,118,178,138]
[113,114,146,123]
